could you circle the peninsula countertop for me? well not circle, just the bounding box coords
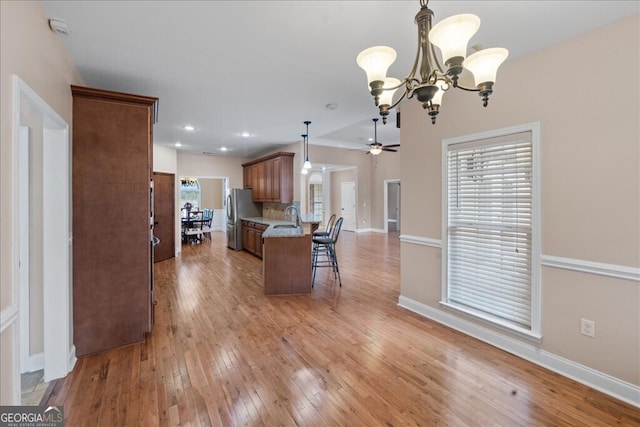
[241,217,304,238]
[242,215,323,237]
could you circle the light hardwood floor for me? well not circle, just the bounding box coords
[44,231,639,426]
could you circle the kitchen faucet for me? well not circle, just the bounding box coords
[284,205,300,227]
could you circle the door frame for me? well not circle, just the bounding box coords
[384,179,401,233]
[11,76,74,403]
[177,175,229,255]
[340,181,356,232]
[152,172,176,263]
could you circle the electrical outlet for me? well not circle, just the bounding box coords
[580,318,595,337]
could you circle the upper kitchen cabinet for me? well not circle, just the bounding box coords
[242,152,294,203]
[71,85,158,357]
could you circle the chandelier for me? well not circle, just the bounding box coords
[180,177,199,187]
[356,0,509,124]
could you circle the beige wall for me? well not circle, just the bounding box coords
[199,178,224,210]
[154,144,178,174]
[399,15,640,387]
[177,152,247,189]
[0,1,84,404]
[330,168,357,221]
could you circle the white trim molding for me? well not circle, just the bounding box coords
[399,234,442,248]
[398,295,640,408]
[542,255,640,282]
[0,304,18,333]
[25,353,44,373]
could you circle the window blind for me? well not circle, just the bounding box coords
[446,131,533,329]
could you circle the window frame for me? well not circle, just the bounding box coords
[440,122,542,341]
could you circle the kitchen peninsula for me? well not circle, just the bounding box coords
[261,222,312,295]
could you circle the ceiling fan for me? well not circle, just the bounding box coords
[367,118,400,155]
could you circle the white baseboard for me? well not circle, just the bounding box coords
[23,352,44,373]
[398,295,640,408]
[356,228,386,234]
[68,345,77,374]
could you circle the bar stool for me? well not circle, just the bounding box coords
[312,217,343,287]
[313,213,336,238]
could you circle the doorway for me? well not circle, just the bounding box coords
[341,181,356,231]
[308,172,323,216]
[153,172,175,262]
[384,179,401,233]
[178,176,229,253]
[10,76,74,405]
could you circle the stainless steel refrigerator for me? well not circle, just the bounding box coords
[226,188,262,250]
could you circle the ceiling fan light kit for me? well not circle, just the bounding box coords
[367,118,400,155]
[357,0,509,125]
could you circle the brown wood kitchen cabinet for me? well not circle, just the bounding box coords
[71,85,158,357]
[242,152,294,203]
[241,220,268,258]
[243,163,255,189]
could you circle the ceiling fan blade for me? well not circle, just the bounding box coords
[383,144,400,148]
[382,148,398,152]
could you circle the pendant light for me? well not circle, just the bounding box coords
[301,120,312,175]
[301,133,309,175]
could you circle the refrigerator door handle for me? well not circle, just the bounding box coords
[226,194,233,221]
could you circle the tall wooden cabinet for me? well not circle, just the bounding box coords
[71,85,158,357]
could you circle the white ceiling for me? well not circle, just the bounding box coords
[42,1,638,158]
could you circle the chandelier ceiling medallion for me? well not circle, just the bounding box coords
[356,0,509,124]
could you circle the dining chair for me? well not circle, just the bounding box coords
[183,211,204,243]
[202,208,214,239]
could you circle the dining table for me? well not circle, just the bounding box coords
[181,212,206,243]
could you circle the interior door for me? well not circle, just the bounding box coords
[341,181,356,231]
[153,172,175,262]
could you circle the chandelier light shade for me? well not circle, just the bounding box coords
[463,47,509,90]
[429,14,480,66]
[430,80,447,107]
[356,0,509,124]
[356,46,397,86]
[378,77,402,110]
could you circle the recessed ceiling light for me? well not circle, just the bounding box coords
[220,147,228,151]
[174,142,182,147]
[183,125,195,131]
[241,132,251,138]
